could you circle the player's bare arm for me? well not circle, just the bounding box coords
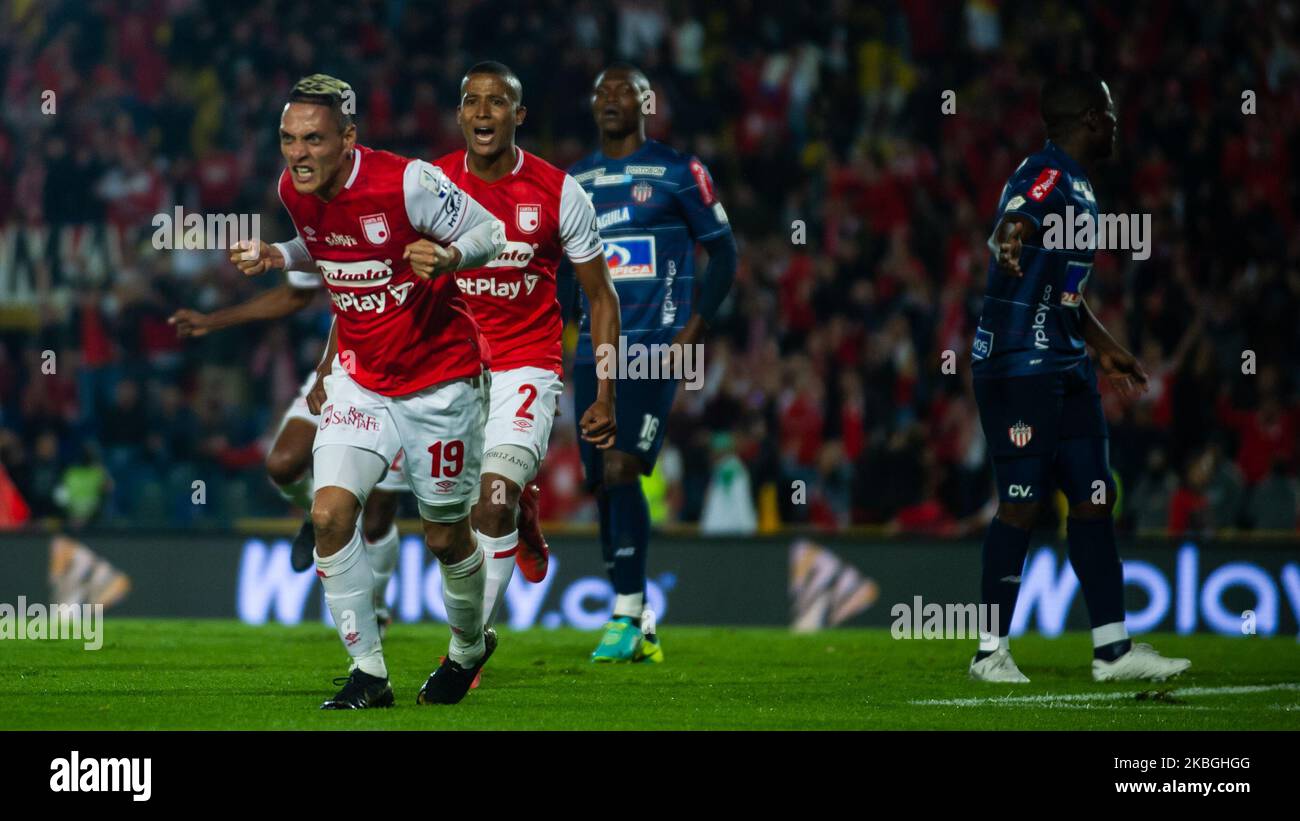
[574,253,620,449]
[306,318,339,415]
[228,238,287,276]
[1080,297,1148,400]
[402,238,462,279]
[169,284,316,338]
[994,215,1034,276]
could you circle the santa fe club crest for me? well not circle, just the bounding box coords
[632,181,653,203]
[360,213,390,244]
[1008,421,1033,448]
[517,204,540,233]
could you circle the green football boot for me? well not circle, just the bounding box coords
[591,616,641,662]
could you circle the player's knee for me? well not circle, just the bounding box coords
[265,447,308,487]
[602,451,642,486]
[996,502,1040,531]
[422,519,472,563]
[1069,499,1113,521]
[362,491,398,542]
[312,490,359,544]
[474,498,515,537]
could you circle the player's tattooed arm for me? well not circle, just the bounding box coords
[574,254,619,449]
[307,318,340,415]
[994,215,1035,276]
[1080,297,1148,400]
[168,285,316,338]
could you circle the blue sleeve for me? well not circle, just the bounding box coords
[556,257,579,325]
[672,156,733,242]
[695,232,737,326]
[1001,165,1069,229]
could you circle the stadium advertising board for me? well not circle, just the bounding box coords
[1,534,1295,636]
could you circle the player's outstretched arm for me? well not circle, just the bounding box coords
[1080,297,1148,400]
[169,284,317,338]
[574,254,620,449]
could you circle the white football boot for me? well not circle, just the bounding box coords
[969,648,1030,683]
[1092,643,1191,682]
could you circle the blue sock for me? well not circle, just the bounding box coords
[976,517,1031,661]
[605,480,649,602]
[1067,516,1131,661]
[596,489,613,568]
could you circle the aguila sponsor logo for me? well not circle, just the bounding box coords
[1028,168,1060,201]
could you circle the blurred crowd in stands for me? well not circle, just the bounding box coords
[0,0,1297,535]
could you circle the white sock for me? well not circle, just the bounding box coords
[440,543,486,666]
[476,529,518,628]
[315,529,386,679]
[364,523,400,617]
[613,592,644,620]
[1092,622,1129,649]
[276,473,313,511]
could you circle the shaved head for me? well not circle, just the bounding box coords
[1041,71,1110,135]
[594,62,650,93]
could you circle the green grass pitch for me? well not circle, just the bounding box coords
[5,620,1299,730]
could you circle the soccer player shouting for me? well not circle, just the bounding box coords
[238,74,507,708]
[568,64,738,663]
[405,62,619,630]
[968,72,1189,683]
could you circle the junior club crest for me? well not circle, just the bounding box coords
[360,213,390,245]
[632,181,653,203]
[1008,421,1033,448]
[517,204,540,234]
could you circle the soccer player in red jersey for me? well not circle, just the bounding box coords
[405,62,620,629]
[237,74,508,709]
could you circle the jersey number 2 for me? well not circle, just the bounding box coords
[516,384,538,419]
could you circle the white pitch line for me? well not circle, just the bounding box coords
[911,683,1300,707]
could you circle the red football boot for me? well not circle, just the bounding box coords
[515,483,550,583]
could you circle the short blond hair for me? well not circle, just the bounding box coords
[288,74,355,132]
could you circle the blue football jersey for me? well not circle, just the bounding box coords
[569,140,732,364]
[971,140,1098,378]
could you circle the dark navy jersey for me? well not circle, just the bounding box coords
[568,140,732,364]
[971,140,1098,378]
